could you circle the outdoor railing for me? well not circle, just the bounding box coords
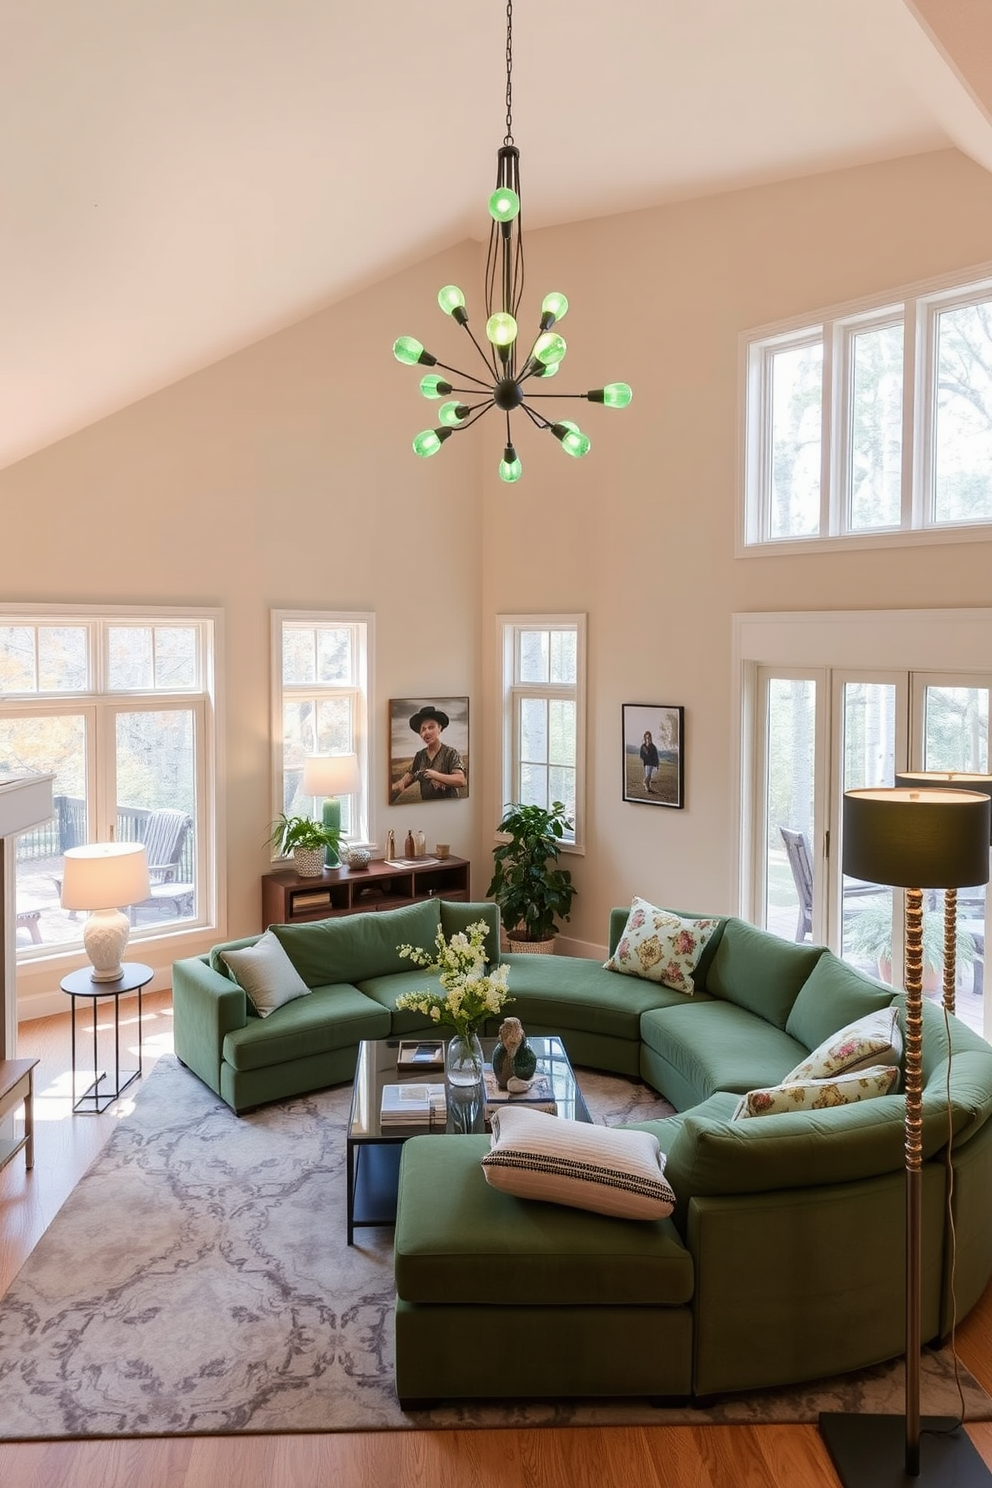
[14,795,195,883]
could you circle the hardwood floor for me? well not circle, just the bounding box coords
[2,997,992,1487]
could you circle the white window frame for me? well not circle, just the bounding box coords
[740,263,992,555]
[497,613,586,852]
[270,611,373,850]
[0,603,219,958]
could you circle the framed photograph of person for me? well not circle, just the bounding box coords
[389,697,470,803]
[622,704,684,808]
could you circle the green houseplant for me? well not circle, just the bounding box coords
[845,897,975,989]
[487,801,577,951]
[265,813,343,878]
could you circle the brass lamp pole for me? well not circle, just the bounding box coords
[821,787,991,1486]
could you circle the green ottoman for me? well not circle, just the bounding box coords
[393,1133,694,1408]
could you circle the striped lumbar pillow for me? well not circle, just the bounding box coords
[481,1106,676,1220]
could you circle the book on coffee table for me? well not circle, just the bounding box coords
[483,1068,557,1119]
[380,1082,447,1126]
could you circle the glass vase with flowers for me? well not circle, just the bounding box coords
[395,920,511,1086]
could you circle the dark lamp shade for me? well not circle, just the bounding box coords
[843,788,992,889]
[895,771,992,845]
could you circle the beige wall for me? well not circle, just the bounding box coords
[4,146,992,1010]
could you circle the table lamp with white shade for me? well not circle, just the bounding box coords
[302,754,360,866]
[60,842,151,982]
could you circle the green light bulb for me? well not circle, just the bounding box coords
[489,186,520,222]
[499,445,522,483]
[534,361,559,379]
[420,374,452,399]
[598,382,633,408]
[541,291,569,323]
[437,285,466,317]
[438,401,469,428]
[412,428,443,458]
[552,421,591,458]
[533,331,566,367]
[393,336,425,366]
[486,312,518,348]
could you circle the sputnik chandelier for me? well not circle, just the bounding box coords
[392,0,632,483]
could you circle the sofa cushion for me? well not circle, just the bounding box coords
[221,982,390,1072]
[501,952,695,1042]
[785,951,894,1052]
[732,1064,900,1120]
[270,899,441,987]
[481,1106,677,1220]
[395,1134,693,1306]
[605,899,720,995]
[785,1006,902,1083]
[704,919,824,1029]
[356,967,451,1034]
[219,929,311,1018]
[439,901,501,966]
[639,999,807,1104]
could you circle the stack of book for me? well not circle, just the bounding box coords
[483,1067,557,1122]
[380,1082,447,1127]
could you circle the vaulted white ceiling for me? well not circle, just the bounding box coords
[0,0,989,472]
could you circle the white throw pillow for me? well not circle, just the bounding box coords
[604,897,719,995]
[785,1006,902,1084]
[732,1064,900,1121]
[220,930,312,1018]
[481,1105,676,1220]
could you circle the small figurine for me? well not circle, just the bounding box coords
[491,1016,538,1091]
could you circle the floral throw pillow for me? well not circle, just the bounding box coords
[604,898,720,995]
[732,1063,900,1121]
[785,1006,902,1084]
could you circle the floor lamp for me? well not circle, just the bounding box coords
[302,754,360,867]
[895,773,992,1017]
[820,786,992,1486]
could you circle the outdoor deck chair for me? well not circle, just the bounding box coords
[127,809,194,923]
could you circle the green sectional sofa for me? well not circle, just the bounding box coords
[171,897,992,1403]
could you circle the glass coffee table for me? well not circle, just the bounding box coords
[346,1034,590,1244]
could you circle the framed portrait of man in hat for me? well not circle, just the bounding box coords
[389,697,470,802]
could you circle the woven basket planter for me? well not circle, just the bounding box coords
[292,846,326,878]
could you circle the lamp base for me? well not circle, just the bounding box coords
[322,798,342,867]
[82,907,131,982]
[820,1412,992,1486]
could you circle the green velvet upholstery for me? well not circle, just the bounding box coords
[785,949,893,1049]
[271,898,441,986]
[172,896,992,1408]
[639,1000,807,1110]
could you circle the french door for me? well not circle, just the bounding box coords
[739,616,991,1036]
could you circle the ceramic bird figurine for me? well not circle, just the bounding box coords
[492,1016,538,1090]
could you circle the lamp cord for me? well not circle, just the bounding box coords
[922,999,966,1439]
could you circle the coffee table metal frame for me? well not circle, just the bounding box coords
[60,961,154,1115]
[346,1033,590,1244]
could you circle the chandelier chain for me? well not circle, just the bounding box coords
[504,0,514,145]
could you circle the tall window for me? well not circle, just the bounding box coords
[0,607,217,958]
[742,267,992,551]
[735,610,992,1039]
[271,612,371,846]
[498,615,585,848]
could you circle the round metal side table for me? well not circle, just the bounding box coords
[60,961,154,1115]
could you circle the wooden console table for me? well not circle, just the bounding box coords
[263,856,470,927]
[0,1058,39,1172]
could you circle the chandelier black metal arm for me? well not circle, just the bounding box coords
[391,0,632,481]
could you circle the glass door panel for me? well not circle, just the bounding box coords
[115,708,198,928]
[840,681,898,977]
[0,713,89,952]
[763,678,816,942]
[922,683,990,1014]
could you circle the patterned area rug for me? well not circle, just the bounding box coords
[0,1054,989,1440]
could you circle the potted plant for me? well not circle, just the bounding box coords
[487,801,577,953]
[845,897,975,990]
[265,814,343,878]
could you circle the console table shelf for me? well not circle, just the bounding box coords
[262,856,470,926]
